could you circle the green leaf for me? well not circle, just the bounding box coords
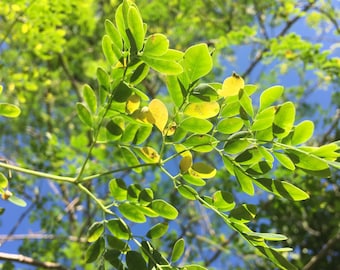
[87,222,104,242]
[274,152,295,170]
[83,84,97,114]
[127,6,145,51]
[190,83,219,102]
[166,76,184,107]
[244,231,288,241]
[183,134,218,153]
[138,188,154,205]
[234,166,255,195]
[134,126,153,145]
[115,1,130,48]
[113,81,132,102]
[259,85,284,111]
[141,55,183,75]
[291,120,314,145]
[221,101,240,117]
[183,43,213,82]
[238,89,253,117]
[97,67,111,92]
[105,19,123,49]
[102,35,118,65]
[76,103,93,128]
[85,237,105,263]
[109,179,127,201]
[286,149,330,177]
[143,34,169,56]
[130,63,149,85]
[126,251,147,270]
[106,218,131,240]
[127,184,142,202]
[146,222,168,239]
[107,235,129,251]
[182,174,206,186]
[254,178,310,201]
[120,147,141,173]
[178,185,198,200]
[224,140,251,154]
[0,103,21,118]
[180,117,213,134]
[212,191,235,211]
[171,238,185,263]
[151,199,178,220]
[273,102,295,139]
[8,195,27,207]
[184,101,220,119]
[217,117,244,134]
[251,107,275,131]
[183,265,208,270]
[229,204,257,223]
[256,247,298,270]
[119,202,146,223]
[0,173,8,189]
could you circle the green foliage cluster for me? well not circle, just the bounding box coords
[0,0,339,269]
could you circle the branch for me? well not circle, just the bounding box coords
[0,252,67,270]
[0,233,86,243]
[0,161,75,183]
[242,0,317,78]
[302,233,340,270]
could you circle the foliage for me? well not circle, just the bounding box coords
[0,0,339,269]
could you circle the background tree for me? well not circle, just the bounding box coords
[0,0,339,269]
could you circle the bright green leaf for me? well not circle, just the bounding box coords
[254,178,310,201]
[83,84,97,114]
[259,85,284,111]
[141,55,183,75]
[8,195,27,207]
[234,166,255,195]
[151,199,178,220]
[229,204,257,223]
[0,103,21,118]
[107,219,131,240]
[76,103,93,127]
[251,107,275,131]
[107,235,129,252]
[109,178,127,201]
[183,134,218,153]
[0,173,8,189]
[180,117,213,134]
[166,76,184,107]
[273,102,295,139]
[146,222,168,239]
[178,185,198,200]
[182,174,206,187]
[119,202,146,223]
[244,231,288,241]
[87,222,104,243]
[212,191,235,211]
[217,117,244,134]
[127,6,145,51]
[143,34,169,56]
[189,162,216,179]
[121,147,141,173]
[171,238,185,263]
[183,43,213,82]
[102,35,118,65]
[274,152,295,170]
[105,19,123,49]
[291,120,314,145]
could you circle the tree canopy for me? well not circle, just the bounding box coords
[0,0,339,269]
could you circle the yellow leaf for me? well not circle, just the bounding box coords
[218,72,245,97]
[184,102,220,119]
[188,162,216,179]
[126,94,141,114]
[148,99,168,134]
[134,106,155,124]
[166,121,177,136]
[141,147,160,163]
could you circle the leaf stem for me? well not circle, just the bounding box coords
[0,162,75,183]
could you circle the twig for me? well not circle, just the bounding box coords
[0,252,67,270]
[242,1,316,78]
[0,233,86,243]
[302,233,340,270]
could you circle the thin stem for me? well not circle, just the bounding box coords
[77,183,114,215]
[0,162,75,183]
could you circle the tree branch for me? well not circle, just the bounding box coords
[302,233,340,270]
[242,0,317,78]
[0,233,86,243]
[0,252,67,270]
